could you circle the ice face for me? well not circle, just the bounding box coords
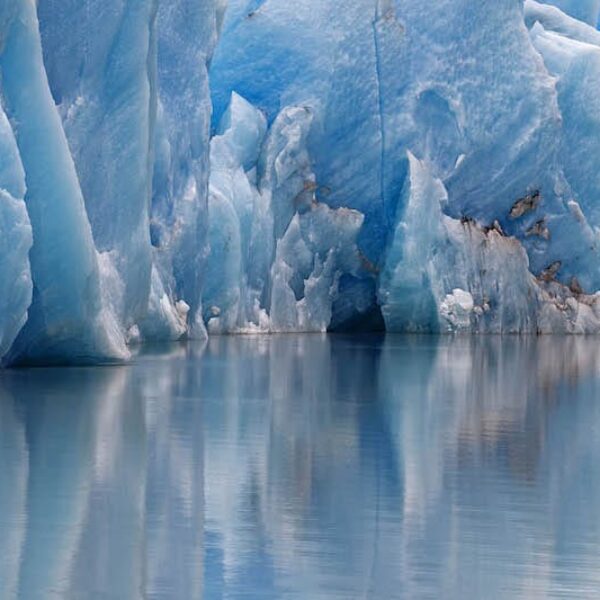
[540,0,600,26]
[0,109,32,360]
[379,153,539,333]
[3,0,600,364]
[527,7,600,225]
[210,0,389,265]
[208,0,600,333]
[380,153,600,334]
[22,0,224,354]
[203,93,365,333]
[149,0,224,340]
[210,1,556,251]
[0,0,127,365]
[38,0,157,329]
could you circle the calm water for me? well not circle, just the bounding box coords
[1,335,600,599]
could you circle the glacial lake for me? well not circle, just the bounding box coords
[1,334,600,599]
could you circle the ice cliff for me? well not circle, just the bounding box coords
[1,0,600,363]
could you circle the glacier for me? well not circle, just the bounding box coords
[1,0,600,363]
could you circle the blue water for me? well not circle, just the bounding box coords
[1,335,600,599]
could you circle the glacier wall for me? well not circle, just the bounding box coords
[209,0,600,335]
[1,0,600,363]
[542,0,600,25]
[38,0,158,333]
[0,108,31,359]
[0,0,224,365]
[202,92,365,333]
[0,0,127,365]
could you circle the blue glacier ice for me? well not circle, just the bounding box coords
[38,0,157,333]
[0,0,127,365]
[380,153,600,333]
[145,0,226,341]
[542,0,600,25]
[0,108,32,360]
[37,0,224,343]
[2,0,600,363]
[210,0,600,334]
[203,93,364,333]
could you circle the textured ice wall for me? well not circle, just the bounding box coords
[0,0,222,363]
[380,154,600,333]
[0,0,127,365]
[203,93,365,333]
[541,0,600,25]
[38,0,158,331]
[38,0,224,342]
[146,0,226,340]
[0,109,32,359]
[209,0,600,333]
[210,1,558,244]
[35,0,224,348]
[3,0,600,364]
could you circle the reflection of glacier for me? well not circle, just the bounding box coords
[202,336,600,599]
[0,345,205,599]
[2,336,600,598]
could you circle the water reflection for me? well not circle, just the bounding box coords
[1,335,600,598]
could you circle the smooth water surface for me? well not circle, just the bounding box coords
[1,335,600,599]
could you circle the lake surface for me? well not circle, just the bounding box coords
[1,334,600,599]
